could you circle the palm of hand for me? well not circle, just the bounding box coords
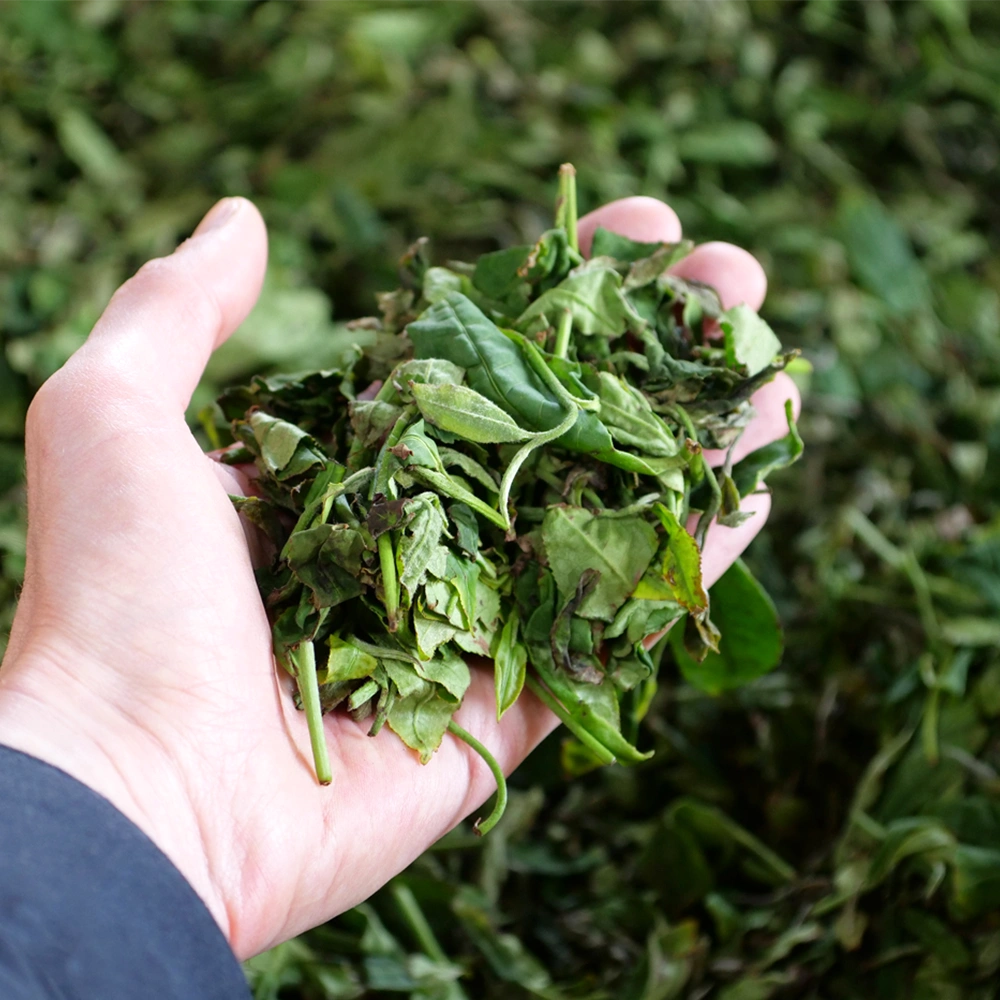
[0,197,797,959]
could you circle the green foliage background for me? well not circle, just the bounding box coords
[2,1,1000,996]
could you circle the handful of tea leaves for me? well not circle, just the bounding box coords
[218,166,801,833]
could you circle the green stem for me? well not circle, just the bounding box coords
[671,403,722,547]
[553,308,573,359]
[391,883,448,962]
[369,405,416,501]
[291,641,332,785]
[493,332,585,529]
[498,408,577,532]
[391,882,468,1000]
[447,720,508,836]
[378,532,400,630]
[557,163,579,253]
[524,674,615,766]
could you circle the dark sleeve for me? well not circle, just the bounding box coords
[0,745,251,1000]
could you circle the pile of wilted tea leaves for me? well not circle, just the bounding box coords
[3,2,1000,998]
[219,169,800,820]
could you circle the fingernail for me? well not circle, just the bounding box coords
[194,197,242,236]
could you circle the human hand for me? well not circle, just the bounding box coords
[0,195,798,959]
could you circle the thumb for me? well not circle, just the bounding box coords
[72,197,268,411]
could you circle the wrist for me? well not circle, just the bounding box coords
[0,646,233,943]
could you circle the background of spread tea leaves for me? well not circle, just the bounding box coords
[1,1,999,997]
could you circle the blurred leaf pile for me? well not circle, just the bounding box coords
[3,1,1000,996]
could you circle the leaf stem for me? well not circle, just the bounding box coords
[447,720,508,836]
[378,532,400,630]
[290,640,332,784]
[369,405,416,501]
[498,407,577,532]
[524,674,616,766]
[391,882,468,1000]
[553,308,573,359]
[671,403,722,547]
[557,163,579,253]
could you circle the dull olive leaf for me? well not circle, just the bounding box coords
[284,524,365,609]
[717,472,755,528]
[350,399,403,449]
[448,502,481,557]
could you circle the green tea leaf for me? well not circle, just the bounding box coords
[395,493,449,599]
[413,612,458,660]
[589,227,666,263]
[323,636,379,683]
[595,372,680,457]
[413,646,470,703]
[670,560,783,694]
[641,505,707,615]
[436,449,499,495]
[493,616,528,719]
[387,679,456,763]
[472,244,531,301]
[542,506,659,621]
[411,380,533,443]
[517,265,634,337]
[284,524,365,608]
[731,400,803,497]
[248,411,327,480]
[719,304,782,377]
[408,293,564,430]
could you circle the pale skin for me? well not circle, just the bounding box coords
[0,195,799,960]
